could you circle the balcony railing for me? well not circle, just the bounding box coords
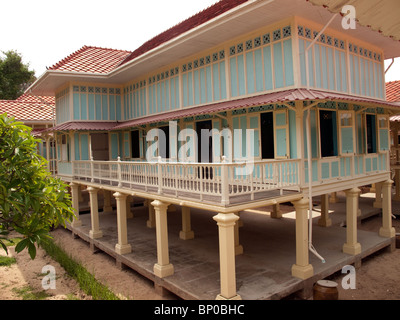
[72,158,301,206]
[67,151,390,206]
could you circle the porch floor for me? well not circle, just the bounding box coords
[67,191,393,300]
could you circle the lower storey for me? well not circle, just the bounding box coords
[66,188,395,300]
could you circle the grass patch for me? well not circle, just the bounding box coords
[13,286,50,300]
[0,256,16,267]
[41,239,120,300]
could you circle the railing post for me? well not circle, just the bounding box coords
[117,156,122,187]
[221,156,229,206]
[90,157,94,183]
[157,156,162,194]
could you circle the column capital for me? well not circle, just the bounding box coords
[87,186,99,194]
[345,187,361,196]
[291,197,309,209]
[70,182,80,190]
[113,192,128,200]
[151,200,170,210]
[213,212,239,228]
[383,179,394,187]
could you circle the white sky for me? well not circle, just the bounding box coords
[1,0,400,82]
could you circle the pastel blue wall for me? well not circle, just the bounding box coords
[72,86,122,121]
[298,25,384,99]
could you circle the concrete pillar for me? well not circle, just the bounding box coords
[291,198,314,280]
[70,183,82,227]
[103,190,113,213]
[152,200,174,278]
[270,204,282,219]
[113,192,132,255]
[394,170,400,201]
[179,207,194,240]
[234,213,243,255]
[343,188,361,255]
[213,213,241,300]
[88,187,102,239]
[373,182,382,208]
[318,194,332,227]
[126,196,133,219]
[329,192,338,203]
[147,201,156,228]
[379,180,396,238]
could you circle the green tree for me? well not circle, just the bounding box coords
[0,50,36,100]
[0,113,74,259]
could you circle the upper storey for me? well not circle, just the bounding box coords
[28,0,400,125]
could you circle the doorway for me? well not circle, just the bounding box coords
[91,133,109,160]
[261,112,274,159]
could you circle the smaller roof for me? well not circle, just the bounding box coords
[386,80,400,103]
[45,121,118,132]
[48,46,131,74]
[0,95,54,122]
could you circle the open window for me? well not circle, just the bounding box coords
[319,110,338,157]
[366,114,377,154]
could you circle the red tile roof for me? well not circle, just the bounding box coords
[386,80,400,102]
[0,95,55,121]
[118,0,248,67]
[48,46,131,74]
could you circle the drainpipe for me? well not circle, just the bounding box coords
[304,13,338,263]
[385,58,395,74]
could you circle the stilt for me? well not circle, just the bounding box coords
[270,203,282,219]
[152,200,174,278]
[373,182,382,208]
[147,201,156,228]
[343,188,361,255]
[291,198,314,280]
[126,196,133,219]
[114,192,132,255]
[103,190,113,213]
[379,180,396,238]
[179,207,194,240]
[329,192,338,203]
[318,194,332,227]
[88,187,102,239]
[234,213,243,255]
[213,213,241,300]
[70,183,82,227]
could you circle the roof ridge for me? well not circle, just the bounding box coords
[48,45,132,71]
[118,0,248,67]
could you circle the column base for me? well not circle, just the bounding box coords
[317,218,332,227]
[147,220,156,228]
[379,227,396,238]
[71,219,82,228]
[103,206,113,214]
[216,294,242,300]
[179,230,194,240]
[115,243,132,255]
[373,201,382,209]
[235,245,243,256]
[342,242,361,255]
[89,230,103,239]
[291,264,314,280]
[154,263,174,278]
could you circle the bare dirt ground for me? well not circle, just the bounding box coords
[1,214,399,300]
